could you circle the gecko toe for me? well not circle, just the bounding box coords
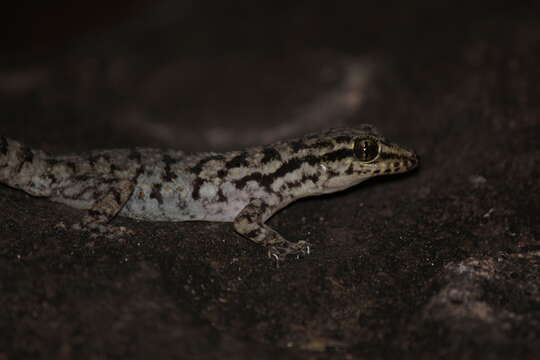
[267,240,312,261]
[72,222,134,240]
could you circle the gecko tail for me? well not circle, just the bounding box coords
[0,136,51,196]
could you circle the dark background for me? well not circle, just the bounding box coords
[1,1,539,359]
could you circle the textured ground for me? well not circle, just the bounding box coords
[1,1,539,359]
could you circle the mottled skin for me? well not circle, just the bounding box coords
[0,126,419,260]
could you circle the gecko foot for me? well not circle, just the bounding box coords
[267,240,312,262]
[72,222,134,240]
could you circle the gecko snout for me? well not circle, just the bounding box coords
[410,152,420,169]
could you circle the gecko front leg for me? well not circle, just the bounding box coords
[233,198,311,261]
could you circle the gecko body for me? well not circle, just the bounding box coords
[0,126,418,259]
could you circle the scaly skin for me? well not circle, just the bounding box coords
[0,126,419,260]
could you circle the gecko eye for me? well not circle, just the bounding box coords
[353,138,379,162]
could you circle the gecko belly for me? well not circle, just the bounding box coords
[119,178,256,222]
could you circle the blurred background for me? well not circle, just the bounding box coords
[2,0,535,154]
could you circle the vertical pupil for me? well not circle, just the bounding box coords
[362,141,370,158]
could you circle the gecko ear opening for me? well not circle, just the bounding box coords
[353,138,379,162]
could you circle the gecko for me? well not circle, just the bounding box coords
[0,126,418,260]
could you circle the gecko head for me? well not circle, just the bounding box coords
[314,126,419,191]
